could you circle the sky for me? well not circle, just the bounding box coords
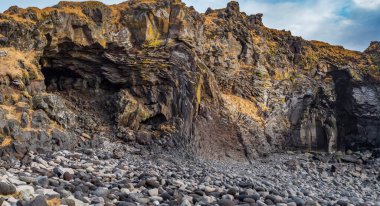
[0,0,379,51]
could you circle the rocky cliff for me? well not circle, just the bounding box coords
[0,0,379,163]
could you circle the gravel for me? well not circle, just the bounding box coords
[0,140,379,206]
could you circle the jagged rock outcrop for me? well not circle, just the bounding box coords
[0,0,379,163]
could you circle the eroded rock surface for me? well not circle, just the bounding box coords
[0,0,379,162]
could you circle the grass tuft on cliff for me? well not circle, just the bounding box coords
[0,47,41,81]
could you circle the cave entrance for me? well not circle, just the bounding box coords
[315,119,328,150]
[40,41,124,93]
[39,41,124,135]
[329,69,358,150]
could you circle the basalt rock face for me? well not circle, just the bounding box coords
[0,0,379,163]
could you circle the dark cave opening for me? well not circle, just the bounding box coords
[41,66,122,93]
[141,113,167,129]
[39,41,126,132]
[315,119,328,150]
[41,67,82,92]
[329,70,358,150]
[40,41,125,93]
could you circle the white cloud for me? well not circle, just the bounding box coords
[353,0,380,10]
[183,0,230,11]
[238,0,353,46]
[185,0,374,51]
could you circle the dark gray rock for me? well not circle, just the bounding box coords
[0,93,4,104]
[27,195,48,206]
[36,176,49,188]
[146,179,160,188]
[113,148,124,159]
[3,119,20,138]
[304,200,320,206]
[0,182,16,195]
[341,155,360,164]
[32,94,76,129]
[218,199,235,206]
[31,110,50,129]
[21,112,29,128]
[116,202,137,206]
[61,198,76,206]
[242,198,256,203]
[50,129,76,151]
[293,197,305,206]
[266,194,284,203]
[227,188,238,196]
[93,187,109,197]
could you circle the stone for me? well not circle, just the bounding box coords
[257,200,267,206]
[19,176,36,184]
[91,196,105,204]
[148,188,159,197]
[266,194,284,203]
[218,199,235,206]
[65,195,86,205]
[31,110,50,129]
[136,131,152,145]
[113,148,124,159]
[146,179,160,188]
[293,197,305,206]
[0,51,7,57]
[153,200,160,206]
[181,199,192,206]
[56,189,72,198]
[341,155,360,164]
[199,196,215,204]
[63,172,73,181]
[337,200,350,206]
[93,187,109,197]
[36,176,49,188]
[57,167,75,175]
[17,185,35,197]
[61,198,76,206]
[243,198,256,203]
[32,94,76,129]
[203,176,212,183]
[304,200,321,206]
[116,202,137,206]
[0,182,16,195]
[8,178,26,186]
[27,195,48,206]
[204,186,216,193]
[161,192,172,201]
[173,180,185,187]
[227,188,238,196]
[222,194,235,200]
[21,112,29,128]
[36,189,60,198]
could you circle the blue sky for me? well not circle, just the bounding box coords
[1,0,379,51]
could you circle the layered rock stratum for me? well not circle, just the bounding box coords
[0,0,379,164]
